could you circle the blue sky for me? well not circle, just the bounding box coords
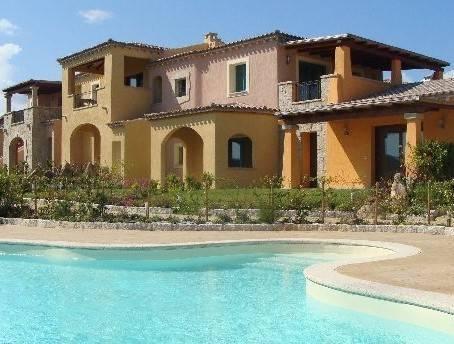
[1,0,454,108]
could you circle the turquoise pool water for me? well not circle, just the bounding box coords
[0,242,452,343]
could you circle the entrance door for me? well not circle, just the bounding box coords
[298,61,326,101]
[375,125,406,181]
[309,132,318,187]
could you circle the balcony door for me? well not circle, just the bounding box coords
[298,61,326,101]
[375,125,406,181]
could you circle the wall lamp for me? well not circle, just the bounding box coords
[438,116,445,129]
[343,122,350,136]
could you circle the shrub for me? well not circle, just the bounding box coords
[234,209,250,224]
[286,190,311,224]
[214,211,232,224]
[185,176,202,190]
[0,169,26,217]
[165,174,184,191]
[411,140,454,181]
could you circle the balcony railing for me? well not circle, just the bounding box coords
[297,80,322,102]
[11,110,25,124]
[74,90,98,109]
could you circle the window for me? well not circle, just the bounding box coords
[174,144,184,167]
[175,78,187,97]
[153,76,163,103]
[235,64,247,92]
[125,73,144,87]
[228,59,249,95]
[228,136,252,168]
[91,83,99,103]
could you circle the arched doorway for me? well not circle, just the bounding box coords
[163,127,203,181]
[70,124,101,165]
[9,137,25,167]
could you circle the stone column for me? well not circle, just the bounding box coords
[432,69,444,80]
[281,124,300,188]
[278,81,295,112]
[30,86,39,107]
[391,59,402,85]
[404,113,424,177]
[4,93,12,113]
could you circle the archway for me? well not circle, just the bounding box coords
[9,137,25,167]
[70,124,101,165]
[163,127,203,181]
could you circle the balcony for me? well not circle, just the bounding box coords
[278,75,336,113]
[73,90,98,109]
[11,110,25,124]
[296,80,322,102]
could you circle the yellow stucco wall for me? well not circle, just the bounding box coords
[326,110,454,188]
[214,112,280,186]
[60,45,159,167]
[122,119,151,180]
[145,111,279,186]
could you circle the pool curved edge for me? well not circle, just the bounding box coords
[0,237,453,334]
[303,240,454,335]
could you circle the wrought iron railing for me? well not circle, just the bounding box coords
[296,80,322,101]
[74,90,98,108]
[11,110,25,124]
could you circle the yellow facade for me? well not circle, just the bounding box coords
[325,110,454,188]
[52,34,453,189]
[60,45,159,168]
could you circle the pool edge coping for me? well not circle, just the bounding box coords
[0,237,453,318]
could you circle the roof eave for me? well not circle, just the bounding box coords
[286,33,449,69]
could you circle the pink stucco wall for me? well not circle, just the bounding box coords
[148,40,289,112]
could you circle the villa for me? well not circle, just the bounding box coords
[2,30,454,187]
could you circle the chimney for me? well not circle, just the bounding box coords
[204,32,224,48]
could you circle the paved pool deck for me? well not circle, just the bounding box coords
[0,224,453,296]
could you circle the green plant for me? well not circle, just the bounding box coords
[165,174,184,191]
[185,176,202,190]
[287,189,311,224]
[234,209,250,224]
[214,211,232,224]
[201,172,215,222]
[411,140,454,181]
[0,168,27,217]
[255,176,284,224]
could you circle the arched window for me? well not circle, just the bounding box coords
[228,136,252,168]
[153,76,163,104]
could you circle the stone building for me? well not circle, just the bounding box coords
[2,31,454,188]
[1,80,62,169]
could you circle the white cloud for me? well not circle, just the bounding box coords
[0,18,18,35]
[79,9,112,24]
[402,71,414,83]
[0,43,22,113]
[444,69,454,79]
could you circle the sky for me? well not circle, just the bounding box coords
[1,0,454,109]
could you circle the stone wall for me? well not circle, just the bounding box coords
[1,217,453,235]
[2,107,61,168]
[297,122,327,180]
[277,78,330,113]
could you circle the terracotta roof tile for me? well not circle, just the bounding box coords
[279,79,454,117]
[153,30,302,63]
[286,33,449,68]
[145,103,277,120]
[57,39,166,64]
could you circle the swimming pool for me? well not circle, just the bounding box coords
[0,242,452,343]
